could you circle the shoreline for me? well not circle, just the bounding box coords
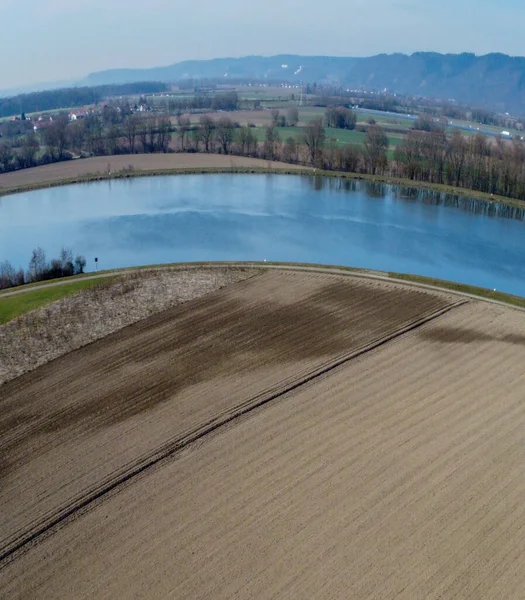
[0,154,523,209]
[2,261,524,310]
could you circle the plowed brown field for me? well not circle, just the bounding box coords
[3,270,525,598]
[0,271,453,561]
[0,154,302,193]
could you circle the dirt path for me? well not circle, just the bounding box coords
[3,298,525,598]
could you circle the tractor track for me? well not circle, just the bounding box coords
[0,294,465,567]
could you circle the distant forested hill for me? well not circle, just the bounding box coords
[0,82,168,118]
[84,53,525,113]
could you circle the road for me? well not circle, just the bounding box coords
[354,107,513,139]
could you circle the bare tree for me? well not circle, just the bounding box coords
[235,126,247,155]
[147,115,158,152]
[176,116,191,151]
[44,113,69,159]
[282,137,298,163]
[302,118,325,166]
[216,117,235,154]
[19,133,40,168]
[0,261,17,289]
[105,123,121,155]
[325,107,356,130]
[157,115,172,153]
[0,143,14,172]
[0,261,25,288]
[236,126,257,156]
[102,105,120,125]
[136,117,148,153]
[287,107,299,127]
[419,130,447,183]
[336,145,361,172]
[28,247,47,282]
[395,131,424,180]
[363,125,389,175]
[468,133,489,191]
[413,114,445,133]
[263,126,280,160]
[324,137,338,170]
[245,127,257,156]
[84,113,104,155]
[74,255,87,274]
[191,126,203,152]
[199,116,215,153]
[60,247,75,276]
[124,114,139,154]
[68,121,85,155]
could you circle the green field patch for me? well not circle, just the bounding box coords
[297,108,325,122]
[356,111,401,124]
[276,126,303,140]
[325,128,403,149]
[325,128,366,145]
[0,278,114,324]
[251,125,399,147]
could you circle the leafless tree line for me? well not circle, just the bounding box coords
[0,247,86,291]
[4,109,525,201]
[393,129,525,199]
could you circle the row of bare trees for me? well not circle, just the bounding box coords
[240,117,525,201]
[394,130,525,199]
[0,247,86,291]
[4,108,525,201]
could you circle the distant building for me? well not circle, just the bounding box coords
[33,120,54,132]
[69,110,87,121]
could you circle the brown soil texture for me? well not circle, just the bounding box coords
[5,300,524,599]
[0,267,254,385]
[0,271,453,566]
[7,272,525,598]
[0,154,302,192]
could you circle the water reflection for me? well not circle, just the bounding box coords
[364,182,387,199]
[393,186,525,221]
[305,176,525,221]
[1,174,524,296]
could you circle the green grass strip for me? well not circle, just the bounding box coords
[389,272,525,309]
[0,278,114,324]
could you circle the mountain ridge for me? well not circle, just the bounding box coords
[83,52,525,113]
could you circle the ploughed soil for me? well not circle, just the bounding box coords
[5,270,525,598]
[0,271,453,562]
[0,267,255,385]
[0,153,302,192]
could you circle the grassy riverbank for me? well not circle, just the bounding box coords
[0,278,114,324]
[388,272,525,310]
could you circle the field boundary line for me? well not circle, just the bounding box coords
[0,297,466,567]
[1,263,522,313]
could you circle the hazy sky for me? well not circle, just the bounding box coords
[1,0,524,90]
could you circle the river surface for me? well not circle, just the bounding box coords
[1,174,525,296]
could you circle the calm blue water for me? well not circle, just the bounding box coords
[1,174,525,296]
